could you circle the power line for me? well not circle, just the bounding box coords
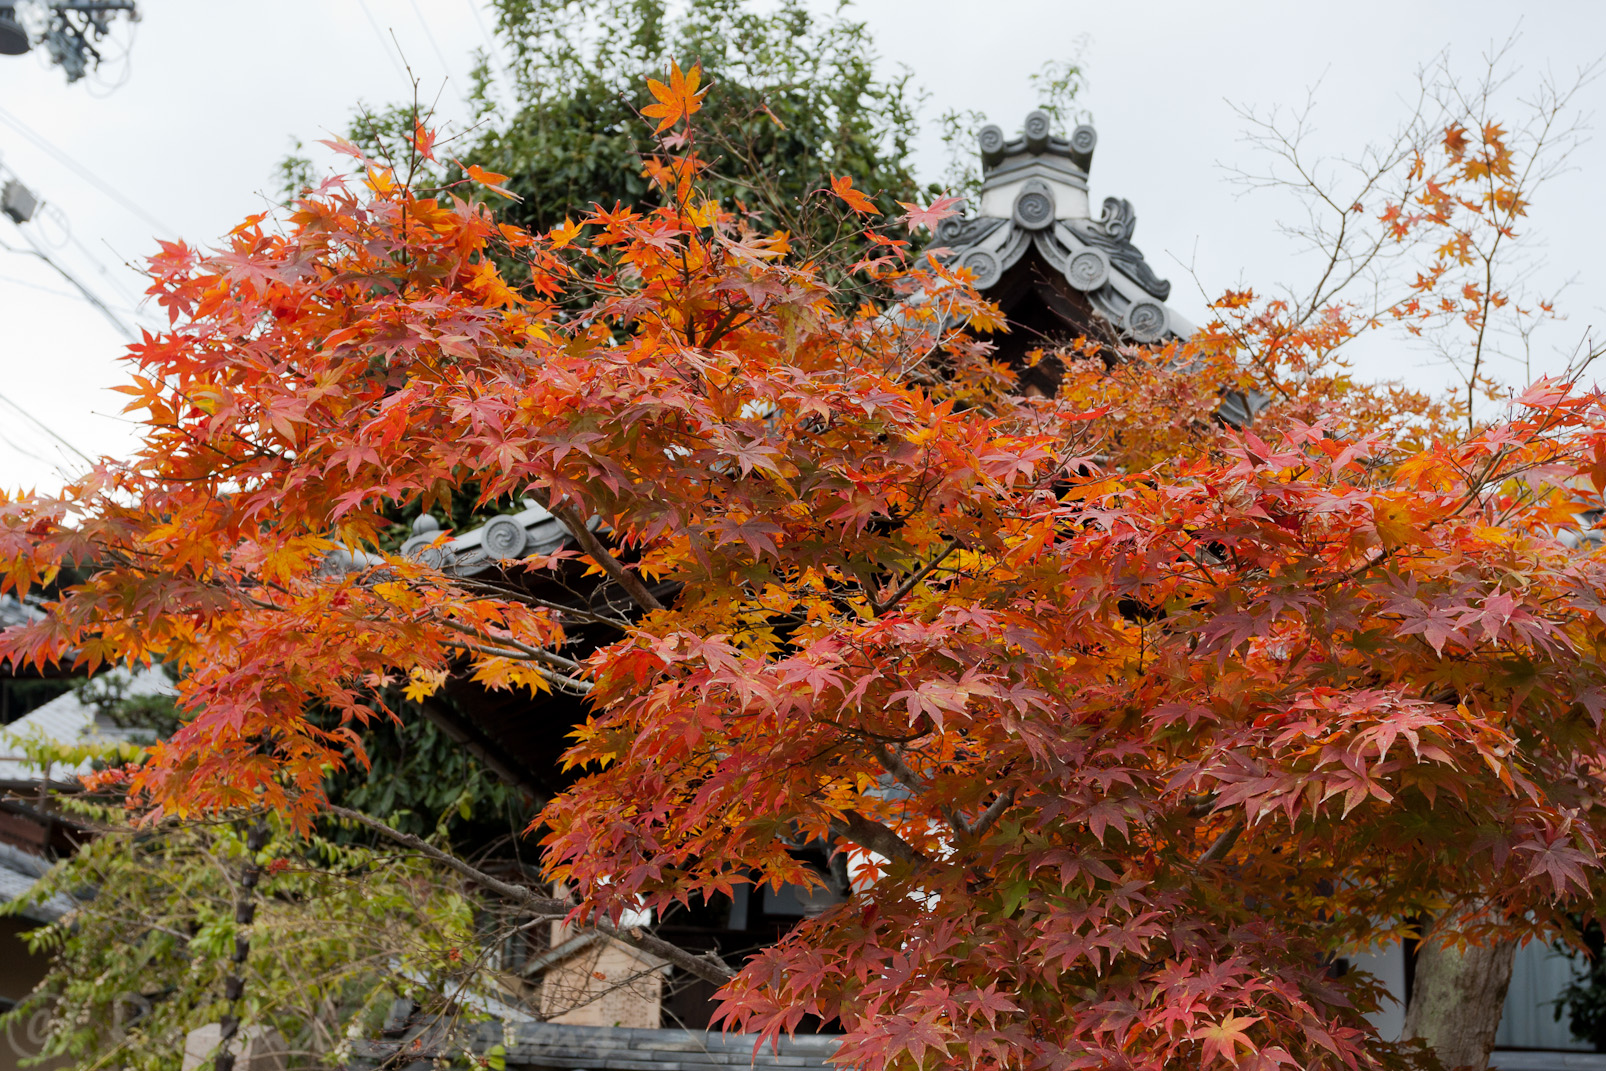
[409,0,454,81]
[65,229,148,309]
[2,226,137,343]
[0,261,146,317]
[0,103,175,237]
[463,0,510,87]
[0,390,93,468]
[358,0,409,82]
[0,430,60,470]
[0,267,85,301]
[464,0,498,55]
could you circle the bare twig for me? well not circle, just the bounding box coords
[439,639,594,694]
[434,617,586,675]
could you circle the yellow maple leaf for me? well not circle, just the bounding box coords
[403,666,449,702]
[686,200,719,228]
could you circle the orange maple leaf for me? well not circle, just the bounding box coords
[459,162,521,201]
[550,217,583,249]
[830,174,877,215]
[412,118,438,162]
[642,61,709,134]
[1443,123,1469,160]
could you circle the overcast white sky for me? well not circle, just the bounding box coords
[0,0,1600,492]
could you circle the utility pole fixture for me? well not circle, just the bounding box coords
[0,1,138,82]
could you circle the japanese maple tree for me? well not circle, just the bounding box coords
[5,64,1606,1071]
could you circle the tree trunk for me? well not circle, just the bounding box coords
[1403,920,1516,1071]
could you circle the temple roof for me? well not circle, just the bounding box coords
[316,110,1236,797]
[936,109,1192,350]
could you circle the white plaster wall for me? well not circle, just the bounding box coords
[1347,941,1408,1043]
[1497,941,1592,1052]
[977,176,1090,222]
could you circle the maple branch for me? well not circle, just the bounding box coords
[813,712,933,745]
[593,923,735,990]
[434,617,587,675]
[454,577,634,629]
[325,806,736,986]
[549,503,666,613]
[328,804,570,910]
[1195,821,1244,867]
[870,741,928,797]
[968,788,1016,840]
[871,540,958,617]
[440,640,594,694]
[829,809,927,864]
[868,741,977,838]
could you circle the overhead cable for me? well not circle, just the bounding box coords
[0,390,93,467]
[0,103,176,237]
[3,227,137,343]
[463,0,510,87]
[358,0,409,82]
[409,0,454,81]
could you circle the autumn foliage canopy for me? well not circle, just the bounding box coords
[5,65,1606,1071]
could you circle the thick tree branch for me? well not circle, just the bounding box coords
[869,742,928,797]
[968,788,1016,839]
[1195,821,1244,867]
[326,805,736,986]
[871,740,971,836]
[829,809,928,864]
[549,503,665,613]
[871,540,957,617]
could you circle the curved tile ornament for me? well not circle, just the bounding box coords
[1022,109,1052,153]
[1068,123,1097,171]
[1064,197,1173,301]
[977,123,1007,169]
[384,502,586,578]
[1012,179,1057,231]
[481,515,531,560]
[400,513,442,558]
[935,111,1192,344]
[959,248,1003,290]
[1064,248,1111,292]
[1123,301,1169,342]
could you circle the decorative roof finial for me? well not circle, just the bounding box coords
[1023,109,1052,153]
[1069,124,1096,172]
[977,124,1006,170]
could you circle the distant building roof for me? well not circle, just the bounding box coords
[353,1022,837,1071]
[0,665,171,783]
[0,839,71,921]
[0,594,42,632]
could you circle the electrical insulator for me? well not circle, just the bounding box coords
[1,178,37,225]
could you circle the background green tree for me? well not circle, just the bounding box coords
[472,0,931,243]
